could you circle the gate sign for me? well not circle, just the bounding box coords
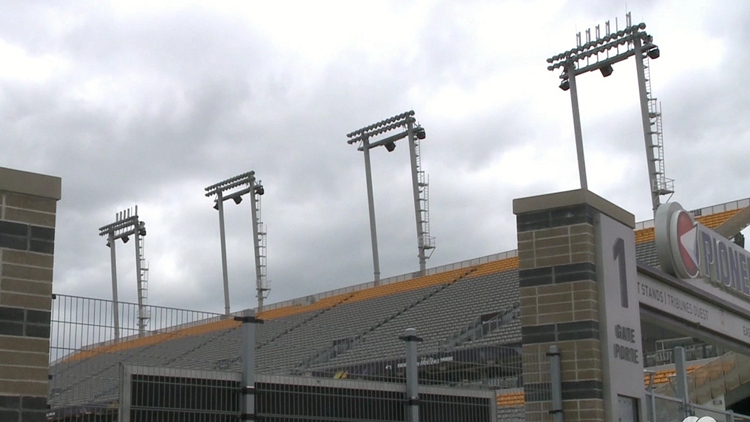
[656,202,750,302]
[597,213,645,421]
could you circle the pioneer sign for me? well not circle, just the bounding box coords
[656,202,750,302]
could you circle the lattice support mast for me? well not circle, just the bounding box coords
[250,177,269,312]
[407,118,435,272]
[135,228,150,333]
[640,52,674,203]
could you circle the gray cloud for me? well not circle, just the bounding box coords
[1,1,749,316]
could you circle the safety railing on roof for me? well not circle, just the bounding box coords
[49,294,224,363]
[48,294,225,414]
[635,197,750,231]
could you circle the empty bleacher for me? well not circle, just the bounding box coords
[257,283,442,372]
[316,267,520,369]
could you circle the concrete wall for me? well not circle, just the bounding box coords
[514,189,634,422]
[0,167,61,422]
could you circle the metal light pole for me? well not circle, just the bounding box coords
[107,231,120,340]
[347,111,435,283]
[99,207,149,339]
[547,13,671,213]
[361,134,381,284]
[565,60,588,191]
[216,190,230,316]
[205,172,268,314]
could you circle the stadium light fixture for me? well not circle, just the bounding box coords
[547,13,669,213]
[205,171,270,314]
[98,207,149,339]
[347,110,435,284]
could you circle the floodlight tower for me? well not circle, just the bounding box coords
[98,207,149,340]
[205,171,268,314]
[547,13,673,214]
[347,110,435,284]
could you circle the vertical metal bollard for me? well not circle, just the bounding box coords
[236,310,262,421]
[400,328,422,422]
[674,346,690,419]
[645,369,657,422]
[548,345,563,422]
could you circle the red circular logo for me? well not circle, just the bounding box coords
[675,211,700,278]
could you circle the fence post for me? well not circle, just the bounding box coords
[674,346,690,418]
[400,328,422,422]
[236,310,263,422]
[118,364,129,422]
[728,410,735,422]
[645,369,657,422]
[548,345,563,422]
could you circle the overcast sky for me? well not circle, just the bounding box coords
[2,1,748,314]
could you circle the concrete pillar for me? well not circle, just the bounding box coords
[514,189,637,422]
[0,167,61,422]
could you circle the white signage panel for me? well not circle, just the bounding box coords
[597,213,645,422]
[637,272,750,347]
[656,202,750,309]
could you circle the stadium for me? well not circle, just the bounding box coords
[39,194,750,421]
[1,11,750,422]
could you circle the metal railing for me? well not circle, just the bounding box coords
[646,392,750,422]
[48,294,225,420]
[48,294,512,421]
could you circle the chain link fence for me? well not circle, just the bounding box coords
[48,294,515,421]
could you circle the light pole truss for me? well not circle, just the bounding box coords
[98,207,149,339]
[347,110,435,284]
[547,13,673,214]
[205,171,268,314]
